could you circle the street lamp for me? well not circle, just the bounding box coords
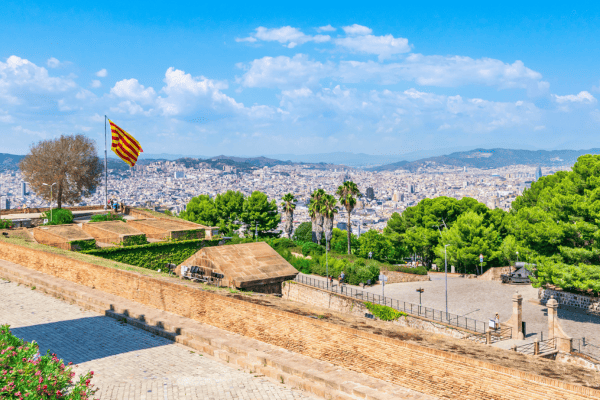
[444,244,450,319]
[514,251,519,274]
[42,183,56,223]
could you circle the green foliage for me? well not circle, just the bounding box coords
[529,258,600,294]
[293,222,313,242]
[0,219,13,229]
[215,190,245,235]
[330,228,360,254]
[90,213,125,222]
[241,191,281,238]
[363,302,407,321]
[336,181,362,254]
[69,239,97,251]
[302,242,324,257]
[385,265,428,275]
[42,208,74,225]
[357,229,391,262]
[1,324,97,399]
[122,234,149,247]
[163,209,173,216]
[83,239,220,271]
[180,195,218,226]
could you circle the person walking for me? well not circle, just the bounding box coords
[494,313,500,330]
[339,271,346,284]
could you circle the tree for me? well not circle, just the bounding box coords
[241,191,281,238]
[336,181,362,254]
[321,194,338,251]
[309,189,326,243]
[358,230,391,262]
[280,193,297,239]
[19,134,102,209]
[293,222,313,242]
[215,190,245,235]
[434,211,502,274]
[330,228,360,254]
[180,195,218,226]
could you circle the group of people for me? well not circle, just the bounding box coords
[327,271,346,287]
[108,199,125,213]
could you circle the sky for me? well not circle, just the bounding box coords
[1,1,600,160]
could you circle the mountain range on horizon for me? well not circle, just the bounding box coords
[2,147,600,172]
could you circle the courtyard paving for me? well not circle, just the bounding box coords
[301,273,600,354]
[0,280,319,400]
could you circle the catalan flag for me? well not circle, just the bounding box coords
[109,120,143,167]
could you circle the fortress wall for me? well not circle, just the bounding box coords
[0,240,597,400]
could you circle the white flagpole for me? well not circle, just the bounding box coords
[104,115,108,210]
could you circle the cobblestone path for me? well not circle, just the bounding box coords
[0,280,318,400]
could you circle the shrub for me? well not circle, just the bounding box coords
[0,324,97,399]
[292,222,312,242]
[0,219,13,229]
[83,239,220,271]
[385,265,428,275]
[90,213,125,222]
[302,242,324,257]
[69,240,97,251]
[122,235,149,247]
[363,302,407,321]
[42,208,74,225]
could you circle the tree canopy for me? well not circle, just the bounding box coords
[241,191,281,238]
[19,134,102,208]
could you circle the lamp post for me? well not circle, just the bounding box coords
[514,251,519,274]
[444,244,450,319]
[42,183,56,223]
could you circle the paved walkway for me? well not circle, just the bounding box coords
[300,273,600,349]
[0,280,318,400]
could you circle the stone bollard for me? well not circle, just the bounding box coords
[547,296,573,353]
[534,338,539,355]
[508,293,524,340]
[486,330,492,345]
[451,265,455,274]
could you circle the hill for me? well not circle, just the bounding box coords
[370,148,600,171]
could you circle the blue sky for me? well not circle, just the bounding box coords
[1,1,600,159]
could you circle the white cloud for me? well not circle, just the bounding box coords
[91,80,102,88]
[96,69,108,77]
[236,26,330,48]
[534,125,546,130]
[552,91,596,104]
[47,57,61,68]
[110,78,157,104]
[317,25,336,32]
[341,24,372,35]
[338,56,548,93]
[334,34,411,61]
[0,56,77,104]
[237,54,334,88]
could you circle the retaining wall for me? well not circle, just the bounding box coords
[541,288,600,313]
[0,241,598,400]
[382,269,430,283]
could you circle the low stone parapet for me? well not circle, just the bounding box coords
[541,288,600,314]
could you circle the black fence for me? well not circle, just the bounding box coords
[573,338,600,362]
[294,274,487,333]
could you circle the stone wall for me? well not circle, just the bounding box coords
[0,205,105,216]
[541,288,600,314]
[282,280,470,339]
[0,241,598,400]
[382,269,430,283]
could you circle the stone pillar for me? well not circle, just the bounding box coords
[509,293,524,340]
[547,297,558,341]
[451,265,455,274]
[547,296,573,353]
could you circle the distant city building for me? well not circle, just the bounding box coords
[392,190,400,202]
[1,196,9,210]
[342,172,352,183]
[408,184,415,193]
[174,171,184,179]
[336,222,348,231]
[21,182,26,197]
[535,166,543,181]
[366,187,375,201]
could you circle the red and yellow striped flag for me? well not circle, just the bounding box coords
[109,120,143,167]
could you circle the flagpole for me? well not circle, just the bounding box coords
[104,115,108,210]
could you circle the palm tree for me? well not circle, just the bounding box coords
[321,194,338,251]
[280,193,297,239]
[336,181,362,254]
[309,189,326,243]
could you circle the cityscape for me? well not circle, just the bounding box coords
[1,158,568,235]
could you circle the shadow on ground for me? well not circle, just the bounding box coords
[10,315,172,364]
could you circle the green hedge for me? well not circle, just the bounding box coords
[384,265,428,275]
[69,239,97,252]
[0,219,13,229]
[364,302,407,321]
[83,239,220,271]
[90,213,125,222]
[122,234,149,247]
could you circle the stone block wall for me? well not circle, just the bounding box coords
[0,241,598,400]
[541,288,600,313]
[382,270,430,283]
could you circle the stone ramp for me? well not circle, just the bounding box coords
[0,259,435,400]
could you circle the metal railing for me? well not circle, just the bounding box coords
[466,327,512,345]
[573,338,600,362]
[294,274,487,333]
[514,338,556,355]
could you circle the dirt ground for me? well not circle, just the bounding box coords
[224,291,600,389]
